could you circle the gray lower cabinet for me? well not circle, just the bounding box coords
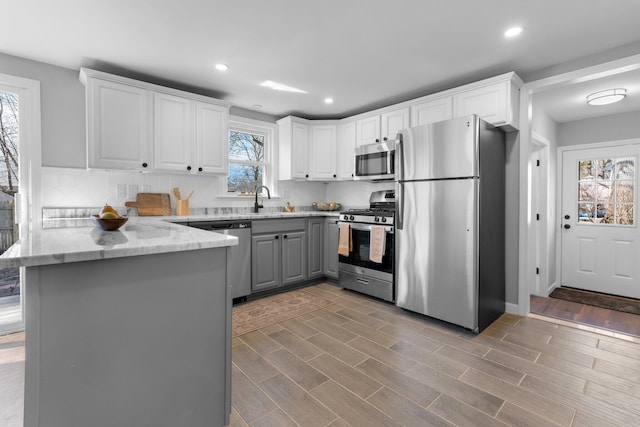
[324,218,339,279]
[282,231,307,284]
[251,233,281,291]
[251,219,307,292]
[307,218,324,279]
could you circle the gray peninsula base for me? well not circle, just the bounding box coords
[23,247,231,427]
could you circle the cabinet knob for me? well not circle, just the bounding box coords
[564,214,570,220]
[275,235,279,240]
[383,137,388,141]
[563,224,571,229]
[333,174,337,178]
[351,173,354,177]
[187,166,192,171]
[375,138,380,143]
[198,167,203,172]
[305,174,309,178]
[283,234,288,239]
[142,162,148,168]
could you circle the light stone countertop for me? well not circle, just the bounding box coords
[1,211,342,268]
[0,217,238,268]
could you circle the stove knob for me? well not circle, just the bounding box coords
[343,215,349,221]
[381,217,387,223]
[349,215,355,221]
[374,216,380,222]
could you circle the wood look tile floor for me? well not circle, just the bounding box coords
[2,283,640,426]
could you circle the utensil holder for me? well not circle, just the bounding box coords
[176,200,189,216]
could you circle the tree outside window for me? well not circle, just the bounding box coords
[228,130,267,195]
[0,91,18,196]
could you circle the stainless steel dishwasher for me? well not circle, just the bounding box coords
[186,220,252,300]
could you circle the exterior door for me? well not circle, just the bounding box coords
[0,74,39,335]
[561,143,640,298]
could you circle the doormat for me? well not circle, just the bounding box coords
[550,287,640,315]
[232,289,334,338]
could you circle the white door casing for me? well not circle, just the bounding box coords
[560,142,640,299]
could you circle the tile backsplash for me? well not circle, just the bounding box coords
[40,166,373,214]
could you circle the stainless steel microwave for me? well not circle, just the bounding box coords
[354,141,395,181]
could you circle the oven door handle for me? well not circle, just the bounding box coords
[339,223,394,234]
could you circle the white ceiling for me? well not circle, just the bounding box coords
[3,0,640,120]
[533,67,640,123]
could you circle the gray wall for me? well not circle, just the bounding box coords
[0,52,86,168]
[558,110,640,146]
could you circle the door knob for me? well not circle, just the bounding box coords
[564,224,571,229]
[564,215,570,220]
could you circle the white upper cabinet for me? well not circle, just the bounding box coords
[154,95,228,174]
[356,115,380,147]
[380,108,410,142]
[410,96,453,127]
[154,93,193,173]
[83,75,153,171]
[453,75,522,129]
[356,107,409,147]
[337,120,356,180]
[80,68,229,173]
[309,124,337,180]
[278,116,310,180]
[195,102,228,174]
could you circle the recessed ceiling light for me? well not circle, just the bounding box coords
[260,80,307,94]
[215,63,229,71]
[252,104,263,109]
[504,26,523,38]
[586,88,627,106]
[324,97,334,104]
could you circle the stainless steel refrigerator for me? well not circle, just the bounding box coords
[395,115,505,332]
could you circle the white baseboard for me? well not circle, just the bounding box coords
[548,281,559,295]
[505,302,519,314]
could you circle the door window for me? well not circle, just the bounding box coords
[577,157,635,225]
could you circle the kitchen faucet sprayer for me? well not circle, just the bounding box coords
[254,186,271,213]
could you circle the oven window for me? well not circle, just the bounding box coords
[339,227,394,274]
[356,151,394,176]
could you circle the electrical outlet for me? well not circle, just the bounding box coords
[116,184,126,198]
[126,184,138,199]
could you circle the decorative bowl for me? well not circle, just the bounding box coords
[312,202,341,211]
[91,215,129,231]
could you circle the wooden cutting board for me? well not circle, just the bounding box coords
[125,193,172,216]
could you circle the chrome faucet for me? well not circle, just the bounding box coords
[254,185,271,213]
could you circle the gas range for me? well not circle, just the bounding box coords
[339,190,396,226]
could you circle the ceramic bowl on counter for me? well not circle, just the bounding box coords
[91,215,129,231]
[312,202,341,211]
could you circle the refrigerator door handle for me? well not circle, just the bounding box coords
[395,133,404,182]
[395,132,404,230]
[396,181,404,230]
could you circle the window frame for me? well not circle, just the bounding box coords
[223,116,277,198]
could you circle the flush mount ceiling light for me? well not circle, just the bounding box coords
[324,97,334,104]
[260,80,307,93]
[504,26,523,38]
[586,88,627,106]
[215,63,229,71]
